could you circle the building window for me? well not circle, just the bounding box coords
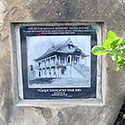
[43,69,46,76]
[53,58,55,63]
[49,69,51,75]
[44,61,46,67]
[51,57,55,64]
[62,57,65,63]
[46,59,50,66]
[60,57,65,64]
[48,59,50,64]
[68,45,73,49]
[68,56,70,63]
[39,62,41,67]
[74,57,79,64]
[44,70,46,76]
[74,58,76,64]
[53,68,56,76]
[76,57,79,63]
[39,71,41,77]
[61,69,65,75]
[30,65,33,71]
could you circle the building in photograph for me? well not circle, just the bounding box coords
[33,38,89,78]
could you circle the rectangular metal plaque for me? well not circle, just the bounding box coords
[19,24,97,99]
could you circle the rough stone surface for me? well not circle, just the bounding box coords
[0,0,125,125]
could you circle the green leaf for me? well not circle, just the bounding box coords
[108,50,117,56]
[91,46,108,56]
[121,45,125,50]
[123,114,125,119]
[102,40,112,50]
[111,38,123,49]
[121,49,125,56]
[116,65,122,72]
[103,31,119,50]
[111,54,118,62]
[117,56,123,63]
[123,64,125,71]
[107,30,119,41]
[120,38,125,45]
[117,60,123,65]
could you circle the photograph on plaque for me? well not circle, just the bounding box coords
[27,36,91,88]
[19,24,97,99]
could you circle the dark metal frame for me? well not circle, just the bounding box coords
[20,24,97,99]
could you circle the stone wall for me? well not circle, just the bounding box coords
[0,0,125,125]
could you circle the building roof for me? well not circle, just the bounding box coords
[34,38,87,61]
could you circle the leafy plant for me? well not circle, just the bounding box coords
[92,30,125,120]
[91,30,125,72]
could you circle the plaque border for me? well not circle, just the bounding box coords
[10,22,104,106]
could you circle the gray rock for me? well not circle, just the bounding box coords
[0,0,124,125]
